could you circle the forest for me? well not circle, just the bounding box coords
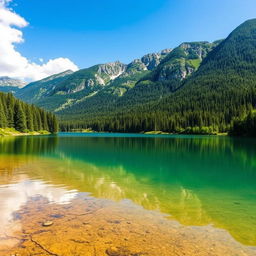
[59,19,256,136]
[0,92,58,134]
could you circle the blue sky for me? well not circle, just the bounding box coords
[9,0,256,69]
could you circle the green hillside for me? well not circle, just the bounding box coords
[60,19,256,134]
[13,19,256,135]
[151,19,256,131]
[55,42,213,121]
[16,50,171,114]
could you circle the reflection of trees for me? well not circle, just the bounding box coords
[0,134,256,245]
[0,136,58,155]
[55,135,256,245]
[57,136,256,179]
[0,136,59,186]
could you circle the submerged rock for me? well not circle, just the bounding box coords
[42,221,53,227]
[106,246,143,256]
[106,247,120,256]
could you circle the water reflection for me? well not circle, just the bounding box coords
[0,134,256,246]
[0,178,77,227]
[0,135,58,155]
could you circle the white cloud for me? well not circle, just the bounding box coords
[0,0,79,81]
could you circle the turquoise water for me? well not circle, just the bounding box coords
[0,133,256,246]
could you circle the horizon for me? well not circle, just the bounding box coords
[0,0,256,81]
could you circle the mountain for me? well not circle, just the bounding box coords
[54,41,216,121]
[59,19,256,133]
[16,49,171,112]
[16,70,74,106]
[149,18,256,131]
[112,41,218,107]
[140,41,218,84]
[15,19,256,134]
[17,62,127,111]
[0,76,26,93]
[17,42,212,119]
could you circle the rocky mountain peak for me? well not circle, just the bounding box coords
[97,61,127,79]
[160,48,172,55]
[179,42,212,60]
[126,59,147,73]
[141,48,172,70]
[0,76,27,88]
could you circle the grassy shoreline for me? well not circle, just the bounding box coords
[63,129,229,136]
[0,128,50,137]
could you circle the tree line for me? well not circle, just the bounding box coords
[0,92,58,133]
[58,80,256,135]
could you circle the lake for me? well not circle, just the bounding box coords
[0,133,255,256]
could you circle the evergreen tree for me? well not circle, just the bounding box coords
[14,101,26,132]
[0,100,7,128]
[48,113,59,133]
[25,105,34,131]
[42,111,49,131]
[52,115,59,133]
[6,93,15,127]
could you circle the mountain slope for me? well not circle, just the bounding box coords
[151,18,256,129]
[16,19,256,134]
[112,41,218,107]
[60,19,256,133]
[57,42,216,119]
[140,41,216,84]
[16,70,74,105]
[28,62,127,111]
[17,49,171,112]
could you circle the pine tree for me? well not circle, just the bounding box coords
[42,111,49,131]
[0,100,7,128]
[48,113,58,133]
[32,105,39,131]
[6,93,15,127]
[25,105,34,131]
[52,115,59,133]
[36,109,42,131]
[14,101,27,132]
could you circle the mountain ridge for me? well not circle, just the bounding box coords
[58,18,256,133]
[6,19,256,134]
[14,47,173,111]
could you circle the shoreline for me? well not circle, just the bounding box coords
[0,128,51,137]
[62,130,229,136]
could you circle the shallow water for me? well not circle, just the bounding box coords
[0,133,255,255]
